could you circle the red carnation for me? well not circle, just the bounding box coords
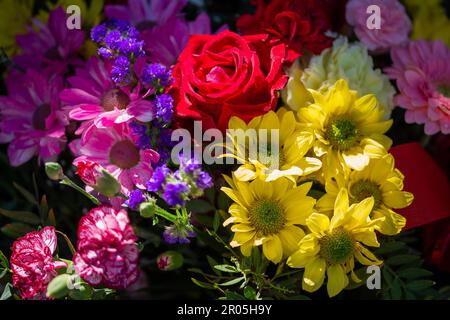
[237,0,334,64]
[10,227,67,300]
[73,206,139,289]
[172,30,287,131]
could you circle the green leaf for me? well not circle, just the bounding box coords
[0,208,40,225]
[391,278,403,300]
[224,290,245,300]
[213,211,221,232]
[191,278,217,290]
[1,223,34,238]
[68,283,93,300]
[47,274,71,299]
[405,280,435,291]
[219,276,245,286]
[375,241,406,255]
[398,268,433,280]
[385,254,420,266]
[13,182,38,205]
[0,250,8,269]
[214,264,239,273]
[0,283,13,300]
[206,256,221,276]
[243,286,256,300]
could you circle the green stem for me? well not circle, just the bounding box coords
[56,230,76,255]
[60,177,101,206]
[154,206,177,223]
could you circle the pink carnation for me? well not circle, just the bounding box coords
[14,7,84,76]
[0,70,67,166]
[385,40,450,135]
[10,227,67,300]
[59,57,155,139]
[73,206,139,289]
[72,123,159,195]
[346,0,411,52]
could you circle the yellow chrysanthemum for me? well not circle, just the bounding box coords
[297,79,393,176]
[316,154,413,235]
[282,37,395,118]
[0,0,34,57]
[221,174,316,263]
[405,0,450,47]
[287,188,383,297]
[222,109,322,182]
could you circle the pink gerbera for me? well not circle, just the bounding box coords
[385,40,450,135]
[60,57,155,139]
[0,70,67,167]
[73,123,159,195]
[73,206,139,289]
[10,227,67,300]
[14,7,84,76]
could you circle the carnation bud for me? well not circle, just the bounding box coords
[76,160,121,197]
[46,273,71,299]
[139,200,155,218]
[156,251,184,271]
[45,162,64,181]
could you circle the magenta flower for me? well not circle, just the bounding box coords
[14,7,84,76]
[73,206,139,289]
[346,0,411,52]
[10,227,67,300]
[141,13,215,66]
[60,57,155,139]
[73,123,159,195]
[385,40,450,135]
[0,70,67,167]
[105,0,188,27]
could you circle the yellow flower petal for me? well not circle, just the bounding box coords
[330,188,349,230]
[306,213,330,237]
[382,191,414,209]
[326,264,349,297]
[262,235,283,263]
[278,226,305,256]
[302,258,326,293]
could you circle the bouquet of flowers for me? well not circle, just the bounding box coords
[0,0,449,301]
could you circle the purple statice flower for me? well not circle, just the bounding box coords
[111,55,130,84]
[130,122,151,149]
[142,63,172,88]
[91,24,108,43]
[162,182,189,207]
[125,189,145,210]
[154,94,174,124]
[196,171,213,190]
[147,165,171,192]
[163,223,196,245]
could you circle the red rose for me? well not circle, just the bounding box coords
[237,0,334,64]
[172,30,287,131]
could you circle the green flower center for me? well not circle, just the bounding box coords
[325,118,359,150]
[249,199,286,236]
[350,179,382,209]
[257,146,285,169]
[437,84,450,98]
[319,228,355,265]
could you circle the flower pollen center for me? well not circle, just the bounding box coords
[249,199,285,236]
[109,140,140,169]
[101,88,130,111]
[437,84,450,98]
[350,179,382,209]
[319,228,355,265]
[32,103,51,130]
[325,118,359,150]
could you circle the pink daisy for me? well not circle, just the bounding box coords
[73,123,159,195]
[141,13,216,66]
[10,227,67,300]
[0,70,67,167]
[105,0,188,28]
[14,7,84,76]
[59,57,155,139]
[73,206,139,289]
[386,40,450,135]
